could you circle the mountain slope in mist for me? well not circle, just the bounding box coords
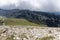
[0,9,60,27]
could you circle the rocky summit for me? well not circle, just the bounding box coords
[0,26,60,40]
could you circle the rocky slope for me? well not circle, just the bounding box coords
[0,26,60,40]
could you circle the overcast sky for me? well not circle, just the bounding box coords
[0,0,60,12]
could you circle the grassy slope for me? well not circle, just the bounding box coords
[4,18,47,27]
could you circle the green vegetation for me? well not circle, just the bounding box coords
[0,20,3,25]
[3,18,47,27]
[21,33,29,39]
[39,36,54,40]
[6,35,15,40]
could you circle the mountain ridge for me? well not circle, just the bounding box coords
[0,9,60,27]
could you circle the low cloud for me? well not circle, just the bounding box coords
[0,0,60,12]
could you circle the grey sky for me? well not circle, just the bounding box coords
[0,0,60,12]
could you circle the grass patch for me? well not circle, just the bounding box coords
[4,18,47,27]
[39,36,54,40]
[6,35,15,40]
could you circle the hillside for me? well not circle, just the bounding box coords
[3,18,47,27]
[0,9,60,27]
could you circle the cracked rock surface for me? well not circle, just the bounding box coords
[0,26,60,40]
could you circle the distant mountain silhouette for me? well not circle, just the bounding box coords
[0,9,60,27]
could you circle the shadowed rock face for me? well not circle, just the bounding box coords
[0,9,60,27]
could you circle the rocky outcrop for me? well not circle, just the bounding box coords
[0,26,60,40]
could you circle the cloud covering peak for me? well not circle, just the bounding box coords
[0,0,60,12]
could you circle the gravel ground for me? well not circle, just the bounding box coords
[0,26,60,40]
